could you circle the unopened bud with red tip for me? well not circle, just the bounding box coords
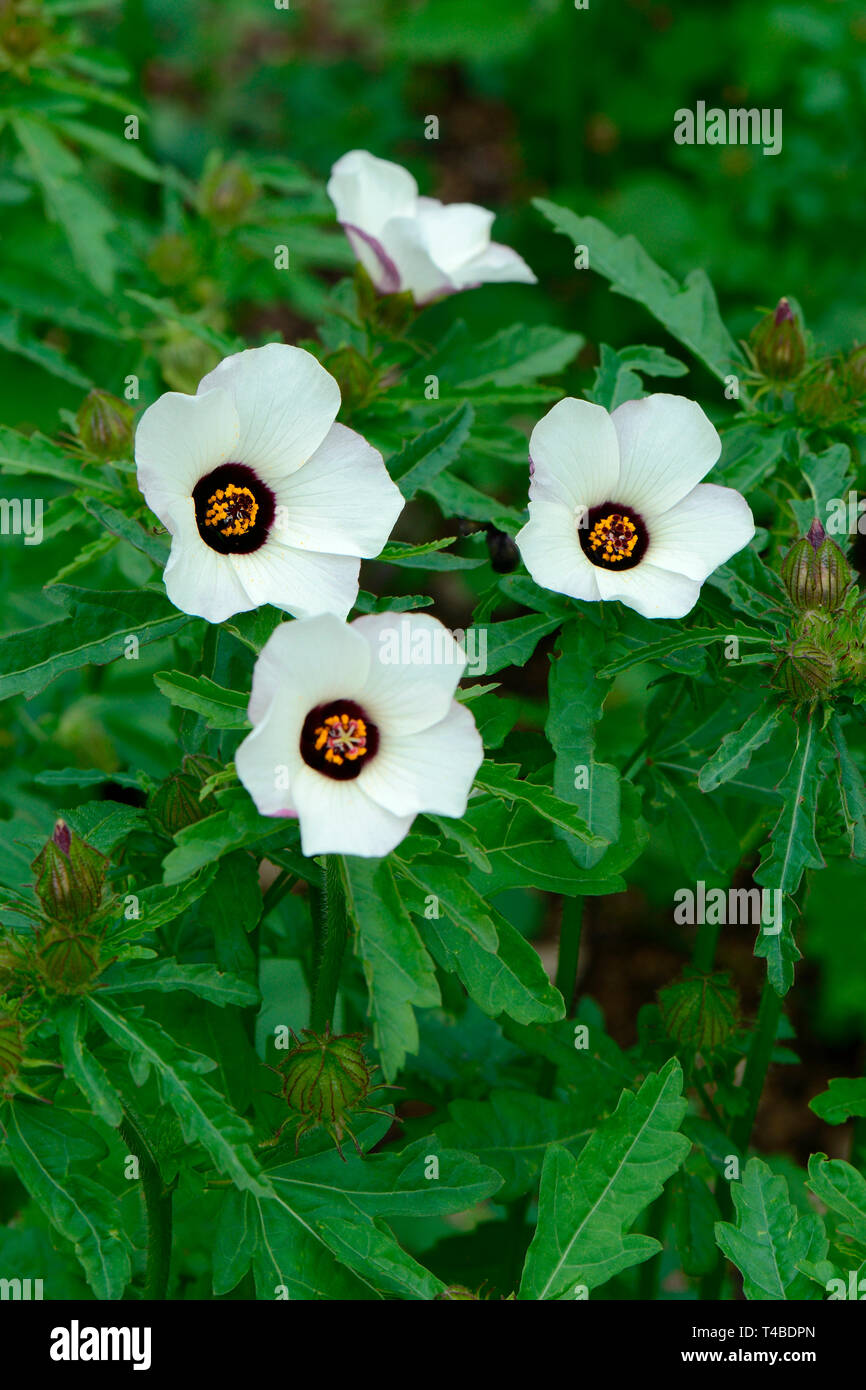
[31,820,107,924]
[76,389,134,460]
[781,518,851,612]
[750,298,806,381]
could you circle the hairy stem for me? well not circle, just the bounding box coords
[120,1109,172,1301]
[309,855,349,1033]
[732,977,782,1155]
[554,895,584,1012]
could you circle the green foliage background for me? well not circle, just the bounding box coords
[1,0,866,1303]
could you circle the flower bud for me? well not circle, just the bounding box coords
[485,525,520,574]
[324,346,377,413]
[76,390,135,460]
[781,519,851,612]
[658,970,739,1051]
[197,158,257,229]
[148,754,221,836]
[272,1029,381,1157]
[31,821,107,925]
[37,922,102,993]
[795,363,845,425]
[750,298,806,381]
[435,1286,483,1300]
[146,232,199,288]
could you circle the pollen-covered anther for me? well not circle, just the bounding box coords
[204,483,259,538]
[314,712,369,767]
[589,512,639,562]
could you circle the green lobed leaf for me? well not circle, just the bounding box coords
[809,1078,866,1126]
[519,1058,690,1299]
[154,669,251,729]
[439,1091,597,1202]
[698,703,784,792]
[715,1157,828,1299]
[389,404,474,501]
[342,856,441,1080]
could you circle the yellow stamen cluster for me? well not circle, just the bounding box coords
[314,713,368,767]
[204,484,259,538]
[588,512,639,563]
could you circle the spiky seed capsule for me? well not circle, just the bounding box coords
[280,1031,372,1128]
[774,640,838,703]
[76,390,135,460]
[31,821,107,924]
[658,970,740,1051]
[782,519,851,613]
[750,298,806,381]
[148,754,221,836]
[795,365,845,424]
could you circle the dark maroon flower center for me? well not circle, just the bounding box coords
[192,462,275,555]
[300,700,379,781]
[578,500,649,572]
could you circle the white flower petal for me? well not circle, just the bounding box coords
[273,423,404,558]
[380,214,454,302]
[135,387,239,518]
[196,343,340,480]
[352,612,466,735]
[247,612,371,724]
[360,700,482,818]
[528,398,621,512]
[162,513,253,622]
[594,561,702,619]
[647,483,755,581]
[230,540,360,620]
[235,696,305,817]
[413,199,495,271]
[454,239,537,288]
[327,150,418,238]
[611,394,721,517]
[292,767,414,857]
[342,225,402,294]
[516,499,602,603]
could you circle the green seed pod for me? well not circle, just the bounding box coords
[435,1286,483,1301]
[658,971,739,1052]
[750,298,806,382]
[271,1029,385,1157]
[146,232,199,288]
[31,821,107,925]
[781,519,851,613]
[148,755,221,836]
[0,935,29,995]
[197,158,258,229]
[37,921,102,993]
[76,389,135,460]
[795,364,845,425]
[773,640,838,704]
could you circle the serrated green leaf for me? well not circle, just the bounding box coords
[87,998,268,1195]
[699,704,783,792]
[716,1157,827,1299]
[342,856,440,1079]
[389,404,474,500]
[439,1091,596,1202]
[55,1002,124,1128]
[534,199,741,383]
[154,669,250,728]
[809,1078,866,1126]
[519,1058,690,1299]
[98,959,260,1007]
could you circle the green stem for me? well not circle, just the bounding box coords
[554,895,583,1012]
[691,916,721,972]
[540,896,583,1098]
[120,1109,172,1300]
[732,978,782,1156]
[309,856,349,1033]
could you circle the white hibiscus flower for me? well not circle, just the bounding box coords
[235,611,483,858]
[516,394,755,620]
[135,343,404,624]
[327,149,536,304]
